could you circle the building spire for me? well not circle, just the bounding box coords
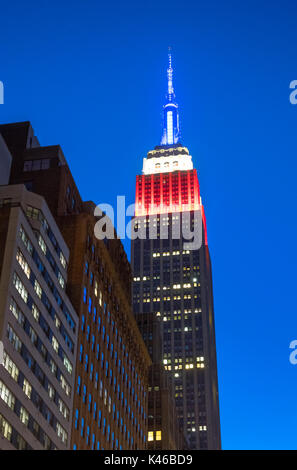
[167,47,174,101]
[161,47,181,146]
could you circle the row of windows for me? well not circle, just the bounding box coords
[18,236,73,350]
[19,227,75,334]
[16,250,74,352]
[80,317,145,405]
[74,407,145,450]
[23,158,50,172]
[2,351,67,445]
[8,297,70,416]
[21,226,65,287]
[82,287,145,396]
[26,205,67,270]
[0,379,57,449]
[148,430,162,441]
[0,412,31,450]
[77,358,145,432]
[6,322,70,430]
[12,270,73,375]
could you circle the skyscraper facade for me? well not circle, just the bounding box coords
[132,52,221,450]
[136,313,186,450]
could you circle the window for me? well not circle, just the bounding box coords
[57,422,68,444]
[13,273,28,303]
[38,235,47,254]
[29,326,37,345]
[23,379,32,399]
[7,324,22,352]
[63,356,73,375]
[34,279,42,299]
[26,206,40,220]
[52,336,59,353]
[0,413,12,442]
[75,409,79,429]
[156,430,162,441]
[48,383,55,400]
[50,359,57,376]
[0,380,15,410]
[60,252,66,269]
[58,272,65,289]
[59,398,69,420]
[20,407,29,426]
[24,159,50,171]
[19,226,33,254]
[148,431,154,441]
[3,353,19,382]
[32,303,40,321]
[9,298,25,326]
[16,250,31,279]
[60,374,71,397]
[23,160,32,171]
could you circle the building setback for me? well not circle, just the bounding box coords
[0,184,78,449]
[0,121,151,450]
[131,52,221,450]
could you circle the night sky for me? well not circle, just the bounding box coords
[1,0,297,449]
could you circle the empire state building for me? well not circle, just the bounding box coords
[131,51,221,450]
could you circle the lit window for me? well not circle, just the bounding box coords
[23,379,32,399]
[13,273,28,303]
[64,356,73,375]
[38,235,47,254]
[148,431,154,441]
[0,413,12,441]
[34,279,42,299]
[156,430,162,441]
[16,250,31,279]
[52,336,59,353]
[20,407,29,426]
[60,252,66,269]
[56,422,68,444]
[32,304,40,321]
[0,380,15,409]
[3,353,19,382]
[58,272,65,289]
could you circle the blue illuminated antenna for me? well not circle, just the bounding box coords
[167,46,174,102]
[161,47,181,146]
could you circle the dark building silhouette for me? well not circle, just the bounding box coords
[131,53,221,449]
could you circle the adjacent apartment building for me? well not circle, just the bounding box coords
[0,184,78,449]
[0,121,151,450]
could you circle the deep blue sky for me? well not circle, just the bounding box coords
[1,0,297,450]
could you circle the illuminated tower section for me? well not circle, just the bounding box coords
[161,50,180,146]
[131,53,221,450]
